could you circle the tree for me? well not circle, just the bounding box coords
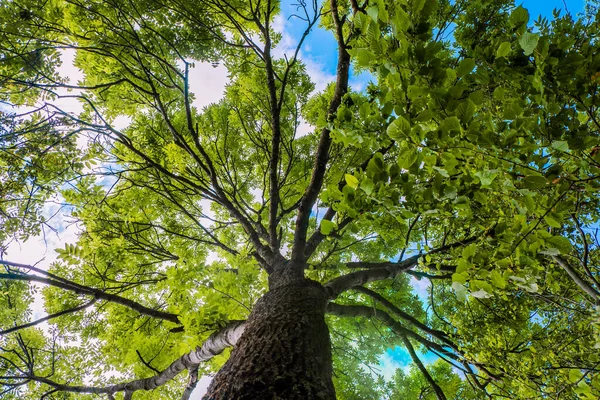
[1,0,600,398]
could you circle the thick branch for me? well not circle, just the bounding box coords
[181,366,199,400]
[23,321,245,397]
[324,254,421,299]
[325,237,477,298]
[405,270,453,280]
[259,10,284,252]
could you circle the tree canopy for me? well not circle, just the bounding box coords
[1,0,600,398]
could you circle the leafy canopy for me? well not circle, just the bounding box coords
[1,0,600,399]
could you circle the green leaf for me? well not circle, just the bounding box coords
[407,85,424,100]
[456,58,476,77]
[519,32,539,56]
[462,244,477,259]
[441,153,458,172]
[366,6,378,21]
[360,177,375,195]
[412,0,426,14]
[355,48,377,67]
[474,170,497,187]
[551,141,569,152]
[456,100,476,123]
[452,273,467,284]
[471,289,492,299]
[320,220,336,235]
[546,235,573,254]
[523,175,547,189]
[510,6,529,27]
[398,147,418,169]
[452,281,467,301]
[472,280,494,294]
[496,42,512,58]
[387,116,410,140]
[490,270,507,289]
[456,259,469,274]
[415,109,433,122]
[569,369,582,383]
[544,213,562,228]
[345,174,359,189]
[440,116,462,134]
[423,154,437,167]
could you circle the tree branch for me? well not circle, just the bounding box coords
[291,0,351,265]
[0,298,97,336]
[553,255,600,303]
[324,254,421,299]
[324,237,477,298]
[405,270,453,280]
[353,286,454,347]
[303,144,396,259]
[326,303,457,360]
[181,366,198,400]
[0,261,180,324]
[20,321,245,397]
[401,333,447,400]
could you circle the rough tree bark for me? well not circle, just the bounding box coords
[204,278,335,399]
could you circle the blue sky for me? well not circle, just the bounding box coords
[525,0,585,18]
[280,0,586,80]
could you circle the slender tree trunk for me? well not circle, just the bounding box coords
[203,279,335,399]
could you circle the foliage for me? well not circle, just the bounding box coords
[1,0,600,398]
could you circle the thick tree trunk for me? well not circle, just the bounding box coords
[203,279,335,399]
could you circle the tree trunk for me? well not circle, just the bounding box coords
[203,279,335,399]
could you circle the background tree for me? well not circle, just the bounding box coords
[1,0,600,399]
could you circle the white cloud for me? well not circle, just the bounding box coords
[379,351,402,381]
[272,14,296,60]
[55,49,85,116]
[296,118,314,137]
[190,376,213,399]
[303,57,336,93]
[5,199,79,266]
[188,62,229,110]
[410,276,431,301]
[271,11,335,94]
[350,71,373,92]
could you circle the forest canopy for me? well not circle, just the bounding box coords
[1,0,600,399]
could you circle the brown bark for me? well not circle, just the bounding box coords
[204,279,335,400]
